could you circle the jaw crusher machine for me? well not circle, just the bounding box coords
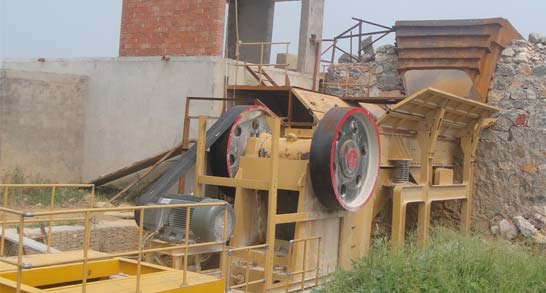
[0,18,523,293]
[134,18,520,292]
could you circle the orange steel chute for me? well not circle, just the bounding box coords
[395,18,523,102]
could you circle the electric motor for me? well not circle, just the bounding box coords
[139,194,235,243]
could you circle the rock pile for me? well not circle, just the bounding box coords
[493,214,546,244]
[323,45,404,98]
[474,33,546,231]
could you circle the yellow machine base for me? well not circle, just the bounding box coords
[0,250,224,293]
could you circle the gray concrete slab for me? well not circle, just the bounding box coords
[227,0,276,64]
[297,0,325,74]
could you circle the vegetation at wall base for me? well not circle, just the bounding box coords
[318,228,546,292]
[1,167,113,207]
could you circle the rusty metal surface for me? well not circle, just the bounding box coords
[394,18,523,102]
[291,88,350,120]
[378,87,499,137]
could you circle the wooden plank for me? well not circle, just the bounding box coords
[89,146,183,186]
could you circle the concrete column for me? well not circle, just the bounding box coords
[297,0,324,74]
[227,0,275,64]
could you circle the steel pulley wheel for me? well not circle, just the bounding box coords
[310,107,380,211]
[210,105,273,196]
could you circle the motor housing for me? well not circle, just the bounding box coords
[140,194,235,243]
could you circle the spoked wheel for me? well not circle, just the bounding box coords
[210,105,273,196]
[310,107,380,211]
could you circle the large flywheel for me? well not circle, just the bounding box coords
[210,105,273,195]
[310,107,380,211]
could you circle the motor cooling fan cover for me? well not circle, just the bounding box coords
[309,107,381,211]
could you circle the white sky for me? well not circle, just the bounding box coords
[1,0,545,59]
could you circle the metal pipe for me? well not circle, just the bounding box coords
[358,22,362,59]
[136,208,145,292]
[234,63,289,67]
[25,202,227,217]
[285,241,294,293]
[182,206,191,285]
[0,240,226,268]
[315,238,321,287]
[335,22,360,39]
[1,217,85,225]
[16,215,24,293]
[1,186,8,256]
[0,184,93,188]
[81,210,91,293]
[334,30,393,40]
[230,278,266,289]
[301,240,307,291]
[244,248,251,292]
[47,186,56,253]
[238,41,290,46]
[351,17,393,30]
[227,244,268,253]
[182,97,191,149]
[220,207,229,280]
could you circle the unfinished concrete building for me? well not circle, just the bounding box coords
[1,0,325,183]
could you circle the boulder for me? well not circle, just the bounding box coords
[499,219,518,240]
[529,33,546,44]
[513,216,538,237]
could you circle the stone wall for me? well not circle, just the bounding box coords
[474,33,546,235]
[323,45,404,98]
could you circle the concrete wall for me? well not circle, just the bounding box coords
[1,57,313,183]
[2,57,225,181]
[227,0,275,64]
[0,69,87,182]
[297,0,324,74]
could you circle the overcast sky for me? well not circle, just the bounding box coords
[1,0,545,59]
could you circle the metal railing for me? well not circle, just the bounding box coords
[0,191,231,293]
[181,96,264,150]
[225,244,269,292]
[320,18,394,66]
[285,236,322,292]
[0,184,95,256]
[235,41,291,86]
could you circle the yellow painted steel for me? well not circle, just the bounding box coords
[0,260,119,287]
[0,254,224,293]
[379,87,499,248]
[0,86,500,293]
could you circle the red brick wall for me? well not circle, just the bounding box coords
[119,0,226,56]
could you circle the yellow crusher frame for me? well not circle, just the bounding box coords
[0,17,521,293]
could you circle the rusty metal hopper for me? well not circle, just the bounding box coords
[395,18,523,102]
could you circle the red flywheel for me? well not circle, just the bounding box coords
[309,107,381,211]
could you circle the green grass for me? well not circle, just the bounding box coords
[1,167,113,208]
[319,228,546,293]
